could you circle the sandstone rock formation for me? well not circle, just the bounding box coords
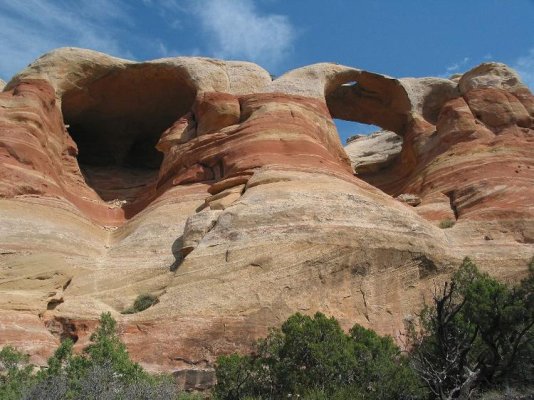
[345,130,402,173]
[0,49,532,390]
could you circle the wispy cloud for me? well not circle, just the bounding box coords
[155,40,200,59]
[189,0,295,70]
[440,57,472,77]
[0,0,133,80]
[513,47,534,90]
[0,0,296,80]
[141,0,186,29]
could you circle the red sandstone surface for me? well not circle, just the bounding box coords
[0,49,532,390]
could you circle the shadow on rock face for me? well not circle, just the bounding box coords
[169,235,184,272]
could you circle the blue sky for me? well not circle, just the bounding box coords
[0,0,533,142]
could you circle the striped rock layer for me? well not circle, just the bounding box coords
[0,48,532,390]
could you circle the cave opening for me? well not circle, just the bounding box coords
[61,65,196,203]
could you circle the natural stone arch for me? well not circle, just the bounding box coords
[326,70,412,135]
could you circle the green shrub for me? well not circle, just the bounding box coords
[439,218,455,229]
[122,293,159,314]
[1,312,190,399]
[409,257,534,399]
[214,312,425,399]
[0,346,35,400]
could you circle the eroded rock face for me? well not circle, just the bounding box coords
[345,130,402,173]
[0,49,532,389]
[353,64,534,229]
[458,62,526,93]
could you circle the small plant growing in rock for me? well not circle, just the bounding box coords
[439,218,455,229]
[122,293,159,314]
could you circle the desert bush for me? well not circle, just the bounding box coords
[0,346,36,400]
[122,293,159,314]
[439,219,455,229]
[22,374,68,400]
[473,386,534,399]
[409,257,534,399]
[1,312,194,400]
[215,258,533,399]
[214,312,425,399]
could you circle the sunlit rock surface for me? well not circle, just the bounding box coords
[0,49,532,390]
[345,130,402,173]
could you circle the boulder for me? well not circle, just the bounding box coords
[344,130,402,173]
[458,62,527,93]
[396,193,422,207]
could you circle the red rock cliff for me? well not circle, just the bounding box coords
[0,49,532,390]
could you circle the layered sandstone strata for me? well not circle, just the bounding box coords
[0,49,532,389]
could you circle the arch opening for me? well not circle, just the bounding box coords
[61,65,196,203]
[326,75,411,134]
[333,119,381,144]
[327,77,407,177]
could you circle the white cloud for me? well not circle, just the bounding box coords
[445,63,460,73]
[0,0,296,80]
[513,47,534,90]
[155,41,195,58]
[190,0,295,70]
[0,0,133,81]
[442,57,471,76]
[142,0,187,25]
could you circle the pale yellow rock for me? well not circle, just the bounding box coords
[206,185,244,210]
[400,77,459,122]
[209,192,241,210]
[396,193,422,207]
[459,62,527,93]
[6,47,272,100]
[181,209,223,256]
[345,130,402,173]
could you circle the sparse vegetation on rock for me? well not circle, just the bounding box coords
[439,218,455,229]
[1,50,533,382]
[122,293,159,314]
[0,312,199,400]
[2,258,532,398]
[0,346,35,400]
[408,257,534,399]
[215,258,534,399]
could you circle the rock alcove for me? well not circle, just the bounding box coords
[61,65,196,203]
